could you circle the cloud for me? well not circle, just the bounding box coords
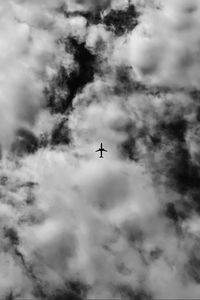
[0,0,71,149]
[74,0,112,11]
[1,0,200,299]
[128,0,200,87]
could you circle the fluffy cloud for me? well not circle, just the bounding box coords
[1,0,200,299]
[0,0,71,149]
[129,0,200,87]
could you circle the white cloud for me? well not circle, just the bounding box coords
[128,0,200,87]
[1,0,200,299]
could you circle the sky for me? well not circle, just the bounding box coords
[1,0,200,299]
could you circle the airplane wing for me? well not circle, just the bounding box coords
[102,148,108,152]
[96,149,100,152]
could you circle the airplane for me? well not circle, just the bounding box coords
[95,143,108,158]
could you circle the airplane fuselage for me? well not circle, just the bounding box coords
[99,143,104,158]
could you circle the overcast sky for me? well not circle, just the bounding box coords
[0,0,200,299]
